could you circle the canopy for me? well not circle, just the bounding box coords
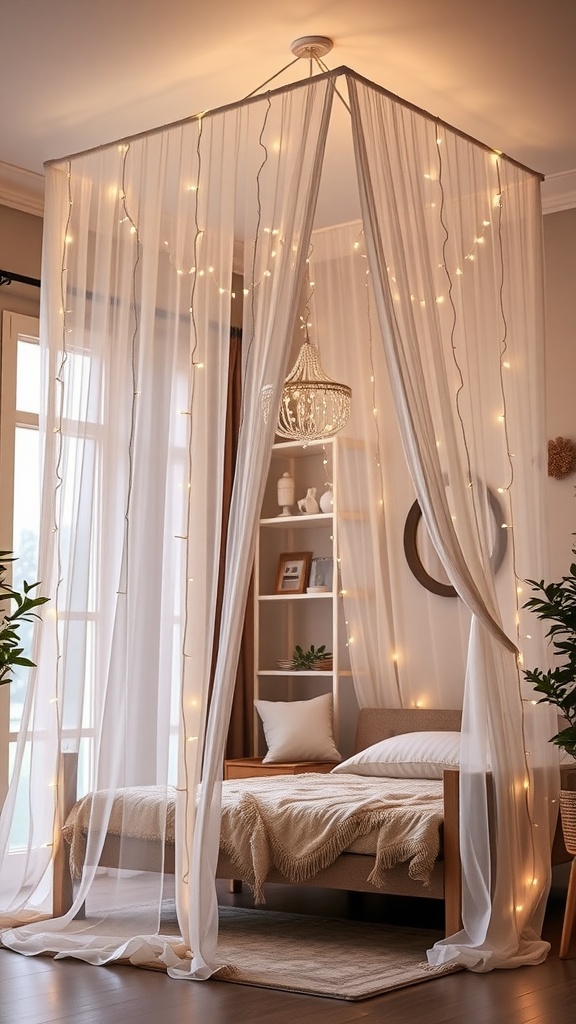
[0,67,558,975]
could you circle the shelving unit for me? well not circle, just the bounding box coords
[253,437,351,756]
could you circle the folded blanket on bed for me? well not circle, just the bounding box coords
[219,775,444,902]
[62,774,444,901]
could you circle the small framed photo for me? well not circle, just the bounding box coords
[275,551,312,594]
[308,556,334,591]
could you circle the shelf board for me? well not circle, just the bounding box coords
[257,669,335,676]
[260,513,332,528]
[259,592,333,601]
[271,439,333,456]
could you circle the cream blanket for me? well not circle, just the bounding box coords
[62,784,176,879]
[220,775,443,902]
[63,774,444,901]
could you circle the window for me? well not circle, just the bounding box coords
[1,307,185,828]
[0,310,40,806]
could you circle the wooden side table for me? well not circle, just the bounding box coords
[224,757,338,781]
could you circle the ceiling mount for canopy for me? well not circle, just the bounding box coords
[290,36,334,60]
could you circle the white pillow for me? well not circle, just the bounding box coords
[330,730,461,780]
[254,693,342,764]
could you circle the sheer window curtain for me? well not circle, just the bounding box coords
[0,76,334,976]
[345,73,557,969]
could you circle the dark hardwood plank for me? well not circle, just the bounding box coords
[1,883,575,1024]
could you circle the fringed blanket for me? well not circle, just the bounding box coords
[62,785,176,880]
[62,774,444,901]
[220,775,444,902]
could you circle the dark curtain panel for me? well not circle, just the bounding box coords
[209,327,255,759]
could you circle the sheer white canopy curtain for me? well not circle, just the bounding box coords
[345,75,555,969]
[0,66,554,976]
[309,73,554,971]
[0,75,334,973]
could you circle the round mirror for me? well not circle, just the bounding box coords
[403,487,507,598]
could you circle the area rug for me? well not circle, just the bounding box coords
[213,906,459,1001]
[75,897,459,1001]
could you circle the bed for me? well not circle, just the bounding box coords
[53,707,571,935]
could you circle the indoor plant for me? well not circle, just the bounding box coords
[291,643,332,671]
[523,554,576,955]
[523,556,576,757]
[0,550,49,687]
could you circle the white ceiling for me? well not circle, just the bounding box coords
[2,0,576,217]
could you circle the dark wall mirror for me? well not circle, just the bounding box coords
[403,487,507,598]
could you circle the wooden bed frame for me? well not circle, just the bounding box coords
[52,706,571,935]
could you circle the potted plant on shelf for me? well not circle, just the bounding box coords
[0,550,49,687]
[291,644,333,672]
[523,556,576,858]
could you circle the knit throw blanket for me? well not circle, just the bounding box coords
[62,774,444,901]
[219,774,444,902]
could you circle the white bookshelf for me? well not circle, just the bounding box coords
[253,437,351,755]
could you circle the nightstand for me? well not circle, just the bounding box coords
[224,757,338,780]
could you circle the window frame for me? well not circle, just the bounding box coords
[0,309,40,801]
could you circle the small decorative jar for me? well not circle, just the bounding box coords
[277,472,295,516]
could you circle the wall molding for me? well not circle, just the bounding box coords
[1,158,575,221]
[541,169,576,215]
[0,161,44,218]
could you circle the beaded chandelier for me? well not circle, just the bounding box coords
[268,336,351,442]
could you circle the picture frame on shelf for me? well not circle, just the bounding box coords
[308,556,334,592]
[275,551,312,594]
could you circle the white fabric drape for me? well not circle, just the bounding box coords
[310,212,557,968]
[345,72,557,969]
[309,223,472,711]
[0,66,556,977]
[0,76,334,973]
[178,83,335,979]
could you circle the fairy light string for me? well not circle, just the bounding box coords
[118,143,142,608]
[241,95,272,436]
[175,95,281,885]
[64,91,540,913]
[177,112,208,887]
[435,134,539,907]
[48,158,74,841]
[52,158,74,714]
[353,230,404,705]
[35,59,551,937]
[344,135,538,912]
[492,158,541,897]
[433,122,494,586]
[163,160,519,697]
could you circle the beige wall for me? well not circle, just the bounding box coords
[544,208,576,579]
[0,205,42,320]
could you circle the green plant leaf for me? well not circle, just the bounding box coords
[290,642,332,670]
[0,551,48,686]
[523,551,576,755]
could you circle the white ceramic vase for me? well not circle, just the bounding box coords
[319,486,334,513]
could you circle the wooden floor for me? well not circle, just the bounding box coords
[1,880,576,1024]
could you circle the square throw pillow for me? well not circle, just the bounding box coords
[254,693,342,764]
[330,730,461,779]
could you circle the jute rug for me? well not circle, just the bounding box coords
[213,906,459,1001]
